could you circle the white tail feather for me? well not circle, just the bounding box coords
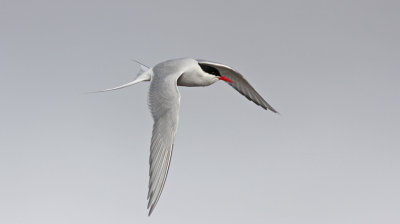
[89,61,151,93]
[131,59,150,75]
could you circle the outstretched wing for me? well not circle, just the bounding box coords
[197,60,278,113]
[147,72,181,216]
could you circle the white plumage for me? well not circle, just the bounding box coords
[97,58,278,215]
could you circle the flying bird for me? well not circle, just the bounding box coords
[96,58,278,215]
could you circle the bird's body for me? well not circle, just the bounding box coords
[98,58,278,215]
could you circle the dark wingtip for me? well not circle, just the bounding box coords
[269,107,279,114]
[148,206,155,216]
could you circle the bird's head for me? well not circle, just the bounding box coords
[198,63,234,83]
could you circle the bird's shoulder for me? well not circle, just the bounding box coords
[153,58,197,76]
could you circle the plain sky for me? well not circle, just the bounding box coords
[1,0,399,223]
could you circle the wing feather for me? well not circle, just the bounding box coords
[147,73,181,216]
[197,60,278,113]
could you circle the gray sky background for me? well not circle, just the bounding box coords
[1,0,399,223]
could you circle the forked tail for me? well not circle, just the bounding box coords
[89,61,152,93]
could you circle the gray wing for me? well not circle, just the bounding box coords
[197,60,278,113]
[147,72,181,216]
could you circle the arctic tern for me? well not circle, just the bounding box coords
[96,58,278,215]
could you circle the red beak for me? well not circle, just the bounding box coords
[219,76,234,83]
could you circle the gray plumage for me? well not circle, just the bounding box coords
[96,58,278,216]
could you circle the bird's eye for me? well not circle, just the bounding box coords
[198,63,221,77]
